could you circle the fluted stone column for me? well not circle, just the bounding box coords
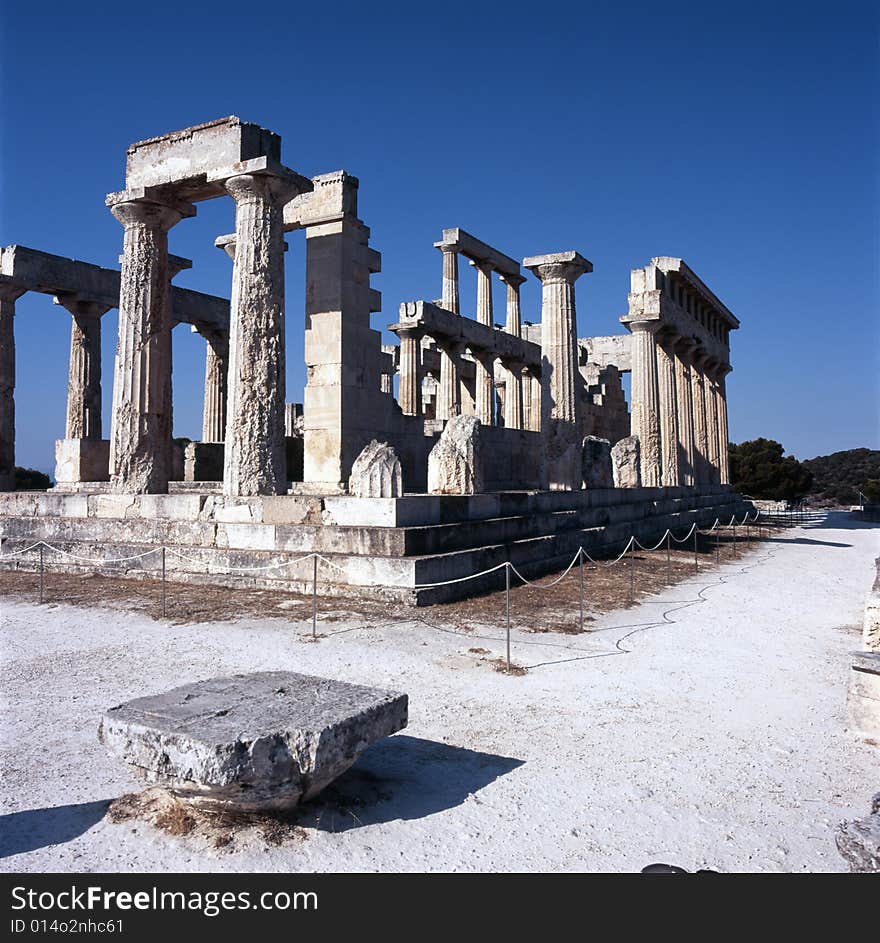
[473,349,495,426]
[501,273,524,337]
[629,321,662,487]
[716,366,731,484]
[690,351,710,485]
[436,339,463,420]
[656,334,680,487]
[673,338,696,487]
[398,326,422,416]
[473,261,495,425]
[59,299,107,440]
[0,283,24,491]
[223,172,306,496]
[439,244,460,314]
[200,328,228,443]
[524,251,591,490]
[501,274,525,430]
[380,371,393,396]
[704,361,721,484]
[502,359,524,430]
[436,245,461,422]
[109,198,189,494]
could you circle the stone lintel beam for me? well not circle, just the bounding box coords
[123,116,284,201]
[392,300,541,371]
[652,256,739,329]
[1,244,228,330]
[282,171,362,231]
[435,227,521,278]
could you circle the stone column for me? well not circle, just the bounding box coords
[436,340,463,420]
[716,365,731,484]
[522,366,540,431]
[473,349,495,426]
[524,251,591,490]
[703,361,721,484]
[380,371,393,396]
[690,351,710,485]
[222,172,306,496]
[629,321,662,487]
[59,299,107,440]
[200,328,228,443]
[673,338,696,487]
[501,273,524,337]
[0,282,25,491]
[439,244,460,314]
[473,261,495,424]
[397,326,422,416]
[108,197,189,494]
[656,334,680,487]
[502,359,523,429]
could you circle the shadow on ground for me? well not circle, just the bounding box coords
[298,734,524,833]
[0,799,112,859]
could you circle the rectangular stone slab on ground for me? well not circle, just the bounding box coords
[98,671,408,811]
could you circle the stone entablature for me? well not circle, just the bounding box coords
[391,301,541,370]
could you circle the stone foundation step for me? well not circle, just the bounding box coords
[0,496,755,606]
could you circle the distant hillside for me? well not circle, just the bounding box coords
[802,448,880,505]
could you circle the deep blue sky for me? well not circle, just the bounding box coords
[2,0,877,474]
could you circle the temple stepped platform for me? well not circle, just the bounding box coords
[0,485,752,605]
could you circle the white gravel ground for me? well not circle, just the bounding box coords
[1,511,877,873]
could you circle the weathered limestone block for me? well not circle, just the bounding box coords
[184,442,224,482]
[836,794,880,873]
[611,436,642,488]
[582,436,613,489]
[428,415,483,495]
[99,671,408,812]
[348,440,403,498]
[54,438,110,486]
[864,558,880,652]
[846,651,880,742]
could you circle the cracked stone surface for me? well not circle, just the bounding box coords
[427,415,483,495]
[582,436,613,489]
[348,440,402,498]
[611,435,641,489]
[98,671,408,811]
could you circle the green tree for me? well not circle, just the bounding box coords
[728,438,813,501]
[14,466,52,490]
[862,479,880,504]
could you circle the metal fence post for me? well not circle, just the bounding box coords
[161,546,166,618]
[629,540,635,603]
[579,548,584,632]
[505,563,511,671]
[693,527,698,574]
[716,528,720,564]
[732,522,737,557]
[312,554,318,640]
[666,532,671,583]
[39,544,44,604]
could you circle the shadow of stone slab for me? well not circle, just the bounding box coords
[0,799,112,859]
[297,734,524,833]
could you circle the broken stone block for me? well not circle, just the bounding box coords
[846,651,880,742]
[611,435,641,488]
[836,794,880,873]
[427,415,483,495]
[582,436,613,489]
[98,671,408,812]
[348,440,403,498]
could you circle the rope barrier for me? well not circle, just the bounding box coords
[0,508,777,594]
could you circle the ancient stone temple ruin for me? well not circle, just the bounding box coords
[0,116,750,603]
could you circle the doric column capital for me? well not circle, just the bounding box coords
[224,171,308,207]
[628,319,662,335]
[523,251,592,285]
[53,294,111,319]
[395,323,424,342]
[435,243,458,257]
[499,272,526,289]
[109,198,190,232]
[469,258,494,275]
